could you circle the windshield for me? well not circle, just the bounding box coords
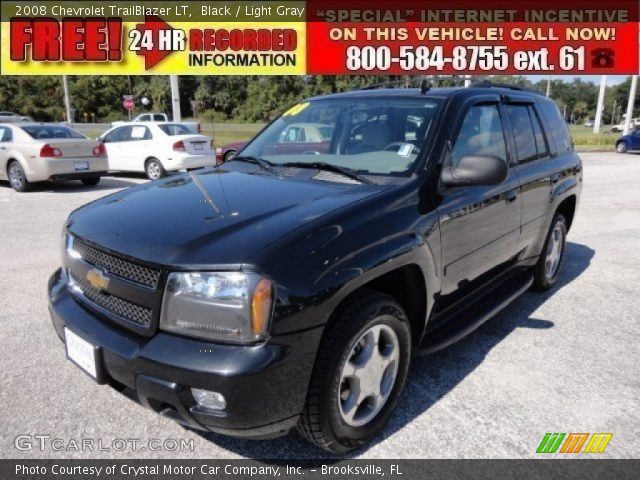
[241,97,441,177]
[157,123,197,136]
[20,125,86,139]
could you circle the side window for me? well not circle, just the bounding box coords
[539,102,573,154]
[138,114,150,121]
[452,104,507,166]
[153,114,166,121]
[506,104,537,163]
[103,126,130,143]
[0,127,13,142]
[130,126,151,141]
[529,106,549,158]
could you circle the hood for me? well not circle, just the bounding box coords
[68,167,384,266]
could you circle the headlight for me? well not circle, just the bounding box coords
[160,272,273,343]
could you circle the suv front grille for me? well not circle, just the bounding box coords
[71,274,153,328]
[73,239,160,288]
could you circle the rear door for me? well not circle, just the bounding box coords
[503,97,558,257]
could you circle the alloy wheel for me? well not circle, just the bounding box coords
[147,161,161,180]
[8,163,24,190]
[338,324,400,427]
[545,222,565,280]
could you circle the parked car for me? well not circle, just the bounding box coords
[611,118,640,132]
[111,113,200,133]
[49,84,581,452]
[583,119,594,128]
[215,123,333,164]
[615,129,640,153]
[0,123,107,192]
[215,140,247,164]
[98,122,215,180]
[0,111,33,122]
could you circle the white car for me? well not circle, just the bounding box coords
[98,122,215,180]
[111,113,200,133]
[0,123,108,192]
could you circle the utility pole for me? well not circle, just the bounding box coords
[593,75,607,134]
[62,75,73,124]
[611,99,616,127]
[623,75,638,135]
[169,75,181,121]
[546,77,551,97]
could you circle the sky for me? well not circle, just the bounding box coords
[525,75,629,85]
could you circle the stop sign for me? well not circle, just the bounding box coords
[123,98,135,110]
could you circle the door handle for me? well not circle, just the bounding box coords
[505,190,518,204]
[550,174,560,184]
[0,146,6,150]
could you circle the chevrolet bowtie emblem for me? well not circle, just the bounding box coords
[86,268,109,291]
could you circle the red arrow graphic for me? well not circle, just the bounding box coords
[133,15,175,70]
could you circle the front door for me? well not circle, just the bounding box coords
[437,99,522,301]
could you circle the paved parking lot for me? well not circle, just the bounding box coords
[0,152,638,459]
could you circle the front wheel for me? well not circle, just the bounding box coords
[532,213,567,291]
[297,290,411,453]
[616,142,628,153]
[145,158,166,180]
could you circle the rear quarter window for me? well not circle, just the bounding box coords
[539,102,573,154]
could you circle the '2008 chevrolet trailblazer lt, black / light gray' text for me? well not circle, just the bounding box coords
[49,82,582,452]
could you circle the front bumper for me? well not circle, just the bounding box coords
[48,268,322,438]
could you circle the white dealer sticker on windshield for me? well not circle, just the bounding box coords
[398,143,413,157]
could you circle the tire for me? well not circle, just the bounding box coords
[616,142,628,153]
[224,150,237,162]
[7,161,30,192]
[532,213,568,291]
[297,290,411,453]
[81,176,100,186]
[145,158,166,180]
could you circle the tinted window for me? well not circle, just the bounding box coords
[20,125,85,139]
[153,114,166,121]
[0,127,12,142]
[452,104,507,165]
[539,102,573,153]
[157,124,197,136]
[103,126,131,143]
[530,107,549,158]
[507,105,537,163]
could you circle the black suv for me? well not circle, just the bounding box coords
[49,83,582,453]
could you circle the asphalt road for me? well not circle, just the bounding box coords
[0,153,638,459]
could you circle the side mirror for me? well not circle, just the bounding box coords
[441,155,508,187]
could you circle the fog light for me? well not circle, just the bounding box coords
[191,388,226,412]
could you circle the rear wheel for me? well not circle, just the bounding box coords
[81,176,100,186]
[297,290,411,453]
[616,142,628,153]
[7,161,30,192]
[532,213,567,291]
[145,158,166,180]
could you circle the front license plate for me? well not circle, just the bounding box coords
[65,328,98,379]
[74,161,89,171]
[193,143,204,151]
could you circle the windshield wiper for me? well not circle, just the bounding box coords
[228,155,279,175]
[280,161,373,185]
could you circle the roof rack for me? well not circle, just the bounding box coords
[470,80,545,96]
